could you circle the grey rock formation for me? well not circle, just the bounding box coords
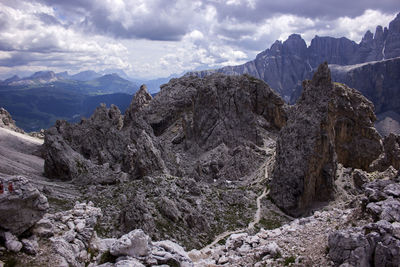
[144,73,286,182]
[32,218,54,237]
[0,176,48,236]
[330,57,400,118]
[328,176,400,267]
[370,133,400,171]
[30,202,102,266]
[328,227,373,267]
[43,73,286,247]
[44,74,286,184]
[270,63,382,216]
[384,13,400,59]
[106,229,193,267]
[0,107,24,133]
[110,229,151,257]
[21,238,39,255]
[329,220,400,267]
[43,104,128,184]
[308,36,358,67]
[4,232,23,253]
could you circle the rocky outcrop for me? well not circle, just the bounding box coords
[43,104,128,184]
[325,56,400,137]
[328,177,400,267]
[106,229,193,267]
[331,57,400,117]
[0,107,24,133]
[44,74,286,184]
[370,133,400,171]
[270,63,382,216]
[0,176,48,236]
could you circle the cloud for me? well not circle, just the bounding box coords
[0,0,398,79]
[206,0,398,23]
[32,0,203,41]
[0,1,132,76]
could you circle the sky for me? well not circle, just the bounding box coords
[0,0,399,80]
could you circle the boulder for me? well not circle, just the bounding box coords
[271,62,382,216]
[32,218,54,237]
[329,176,400,267]
[329,221,400,267]
[21,238,39,255]
[110,229,151,258]
[4,232,22,253]
[0,176,48,235]
[328,227,374,267]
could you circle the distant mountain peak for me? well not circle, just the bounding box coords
[71,70,102,81]
[189,12,400,100]
[29,71,56,79]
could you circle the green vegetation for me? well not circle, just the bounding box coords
[47,196,74,211]
[284,255,296,266]
[273,251,282,259]
[4,257,18,267]
[0,82,134,131]
[258,217,282,230]
[98,251,117,265]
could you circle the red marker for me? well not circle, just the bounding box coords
[8,182,13,193]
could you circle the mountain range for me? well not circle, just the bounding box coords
[1,12,400,267]
[0,71,140,131]
[1,13,400,135]
[189,13,400,100]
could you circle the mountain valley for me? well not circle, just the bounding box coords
[0,61,399,266]
[0,8,399,267]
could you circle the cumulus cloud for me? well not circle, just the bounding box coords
[0,0,398,79]
[0,1,132,77]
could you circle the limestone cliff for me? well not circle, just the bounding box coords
[270,63,382,216]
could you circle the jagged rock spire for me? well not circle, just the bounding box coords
[310,61,331,87]
[123,84,153,126]
[271,63,382,217]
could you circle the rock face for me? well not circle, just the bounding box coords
[0,176,49,235]
[328,176,400,267]
[188,13,400,103]
[370,133,400,171]
[43,104,128,184]
[308,36,358,67]
[0,107,24,133]
[270,63,382,216]
[43,73,286,247]
[188,34,311,100]
[44,74,286,184]
[331,57,400,117]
